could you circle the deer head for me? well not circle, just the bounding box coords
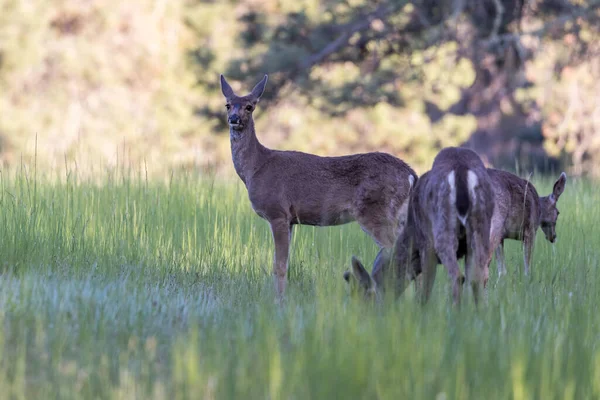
[343,256,379,301]
[539,172,567,243]
[220,74,268,133]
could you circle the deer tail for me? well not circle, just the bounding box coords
[449,168,477,226]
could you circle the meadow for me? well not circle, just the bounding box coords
[0,165,598,399]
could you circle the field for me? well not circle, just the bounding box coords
[0,167,598,399]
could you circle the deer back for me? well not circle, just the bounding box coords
[487,168,541,240]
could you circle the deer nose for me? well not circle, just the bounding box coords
[229,115,241,124]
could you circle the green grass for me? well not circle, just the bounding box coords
[0,167,599,399]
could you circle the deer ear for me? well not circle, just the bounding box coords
[220,74,234,98]
[250,74,268,100]
[351,256,375,291]
[551,172,567,202]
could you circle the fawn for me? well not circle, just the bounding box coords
[487,169,567,276]
[220,74,417,299]
[345,147,495,305]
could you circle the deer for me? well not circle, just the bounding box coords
[487,169,567,276]
[219,74,418,300]
[345,147,495,305]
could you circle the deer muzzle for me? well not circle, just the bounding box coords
[228,115,243,130]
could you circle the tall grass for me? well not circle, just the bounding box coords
[0,167,598,399]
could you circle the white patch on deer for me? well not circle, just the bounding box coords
[395,197,411,236]
[449,170,470,225]
[456,170,479,226]
[408,175,415,189]
[447,171,456,204]
[467,170,479,201]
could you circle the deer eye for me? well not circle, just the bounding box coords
[225,104,231,110]
[245,105,253,112]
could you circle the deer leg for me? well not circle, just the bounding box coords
[464,250,475,302]
[355,189,410,249]
[355,207,400,249]
[432,214,463,305]
[495,240,506,277]
[465,243,490,306]
[466,220,491,305]
[418,247,438,304]
[489,222,506,276]
[433,235,463,305]
[436,249,463,305]
[523,231,536,276]
[465,252,487,307]
[270,219,292,300]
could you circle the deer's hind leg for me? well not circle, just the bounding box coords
[495,241,506,277]
[432,221,463,305]
[418,246,438,304]
[489,219,507,276]
[355,213,397,249]
[355,197,410,249]
[465,222,491,305]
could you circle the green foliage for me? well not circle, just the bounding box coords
[0,170,599,398]
[535,41,600,177]
[0,0,599,175]
[0,0,200,171]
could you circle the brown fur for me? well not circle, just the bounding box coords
[346,147,495,305]
[488,169,567,276]
[220,74,417,299]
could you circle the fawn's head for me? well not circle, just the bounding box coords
[539,172,567,243]
[343,256,379,301]
[220,74,268,133]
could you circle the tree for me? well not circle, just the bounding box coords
[193,0,600,173]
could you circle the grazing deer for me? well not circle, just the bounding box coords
[220,74,417,299]
[345,147,495,305]
[487,169,567,276]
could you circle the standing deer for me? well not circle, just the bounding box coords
[345,147,495,305]
[487,169,567,276]
[220,74,417,299]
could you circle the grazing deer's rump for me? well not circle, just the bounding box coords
[220,74,417,300]
[346,147,495,305]
[487,169,567,276]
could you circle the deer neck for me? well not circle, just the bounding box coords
[230,119,268,184]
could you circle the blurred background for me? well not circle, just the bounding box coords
[0,0,598,177]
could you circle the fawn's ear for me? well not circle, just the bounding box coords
[350,256,375,291]
[250,74,268,101]
[220,74,235,98]
[551,172,567,202]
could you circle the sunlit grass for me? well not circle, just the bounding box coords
[0,167,598,399]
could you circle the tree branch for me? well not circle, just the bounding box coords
[490,0,505,40]
[482,2,600,47]
[298,3,400,72]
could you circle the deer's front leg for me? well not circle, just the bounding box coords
[270,219,292,300]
